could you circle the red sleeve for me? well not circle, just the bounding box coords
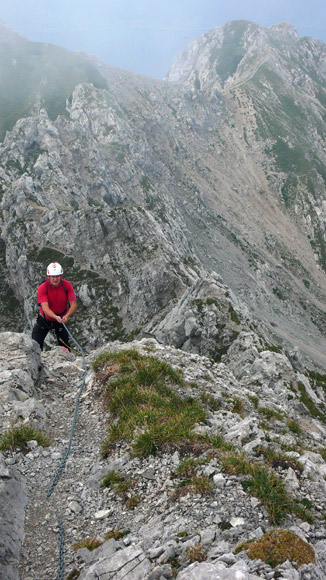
[64,280,77,302]
[37,282,48,304]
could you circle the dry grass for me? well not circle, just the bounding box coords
[235,529,315,568]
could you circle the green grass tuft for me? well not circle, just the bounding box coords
[96,350,206,457]
[220,452,309,525]
[286,419,302,434]
[258,407,283,421]
[231,396,246,415]
[0,424,50,451]
[102,470,129,495]
[255,447,303,474]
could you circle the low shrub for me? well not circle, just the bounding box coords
[72,537,103,551]
[187,543,207,563]
[235,529,315,568]
[105,528,130,540]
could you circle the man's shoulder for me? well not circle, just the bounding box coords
[62,279,73,289]
[37,280,48,302]
[38,280,48,289]
[37,280,48,294]
[62,279,77,299]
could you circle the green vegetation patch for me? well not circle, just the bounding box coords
[101,469,140,509]
[258,407,283,421]
[220,452,312,525]
[235,529,315,568]
[209,20,249,84]
[206,297,221,309]
[140,175,154,193]
[297,381,326,423]
[255,447,303,475]
[308,370,326,390]
[286,418,302,434]
[231,396,246,415]
[102,470,130,495]
[173,455,213,499]
[0,423,50,451]
[228,304,241,324]
[94,350,206,457]
[200,391,221,411]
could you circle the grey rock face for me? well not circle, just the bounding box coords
[1,21,326,368]
[78,544,151,580]
[146,272,249,361]
[175,559,261,579]
[0,332,42,431]
[0,454,27,580]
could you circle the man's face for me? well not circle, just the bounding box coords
[48,275,62,288]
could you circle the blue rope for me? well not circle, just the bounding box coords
[45,323,87,580]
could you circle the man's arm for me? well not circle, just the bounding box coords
[40,302,62,323]
[62,301,77,324]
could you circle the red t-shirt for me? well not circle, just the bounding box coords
[38,279,77,320]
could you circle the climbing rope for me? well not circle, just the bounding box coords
[45,323,87,580]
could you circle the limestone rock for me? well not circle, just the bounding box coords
[0,455,27,580]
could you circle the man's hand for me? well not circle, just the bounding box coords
[62,314,70,324]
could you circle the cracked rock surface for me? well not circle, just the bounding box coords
[1,333,326,578]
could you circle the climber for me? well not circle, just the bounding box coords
[32,262,77,351]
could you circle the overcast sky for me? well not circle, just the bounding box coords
[1,0,326,79]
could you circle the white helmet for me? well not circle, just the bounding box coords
[47,262,63,276]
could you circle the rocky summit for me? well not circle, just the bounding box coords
[2,16,326,580]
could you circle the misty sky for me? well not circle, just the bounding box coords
[1,0,326,78]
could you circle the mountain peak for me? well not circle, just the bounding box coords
[269,21,299,38]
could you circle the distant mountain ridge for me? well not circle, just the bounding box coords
[1,20,326,368]
[0,20,107,140]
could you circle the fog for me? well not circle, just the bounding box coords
[1,0,326,78]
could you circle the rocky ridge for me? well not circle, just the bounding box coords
[2,21,326,369]
[2,331,326,579]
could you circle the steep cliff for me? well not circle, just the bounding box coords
[1,20,326,368]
